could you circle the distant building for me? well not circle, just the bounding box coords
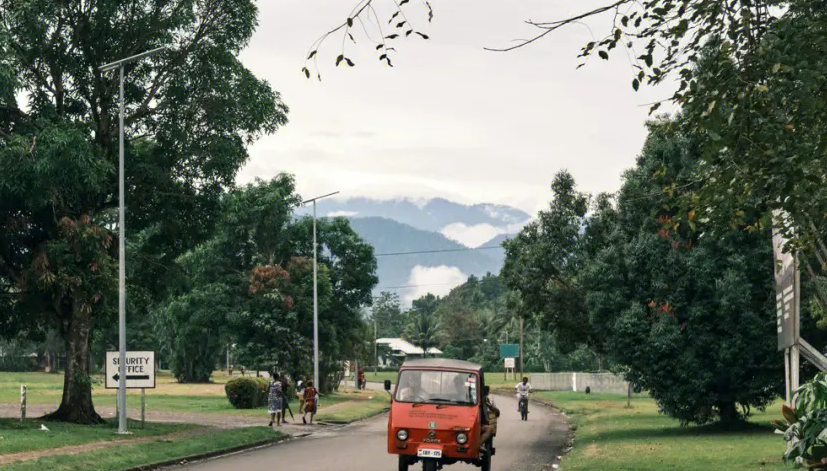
[376,338,443,367]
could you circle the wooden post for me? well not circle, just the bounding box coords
[785,348,792,405]
[141,388,146,429]
[20,385,26,423]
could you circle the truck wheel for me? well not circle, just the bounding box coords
[423,458,438,471]
[398,456,409,471]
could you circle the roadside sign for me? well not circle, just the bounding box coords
[499,344,519,358]
[504,358,516,369]
[105,351,156,389]
[772,219,799,351]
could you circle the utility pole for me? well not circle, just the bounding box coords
[374,317,378,375]
[302,191,339,391]
[519,315,524,381]
[100,46,166,434]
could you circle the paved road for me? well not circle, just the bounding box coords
[177,396,568,471]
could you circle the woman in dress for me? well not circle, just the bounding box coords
[302,380,318,425]
[267,372,284,427]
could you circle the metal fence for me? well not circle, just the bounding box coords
[529,372,630,395]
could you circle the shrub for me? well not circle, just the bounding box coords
[225,377,269,409]
[776,373,827,468]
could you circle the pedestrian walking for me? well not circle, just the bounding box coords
[267,373,284,428]
[358,368,366,391]
[302,380,318,425]
[296,376,307,413]
[279,372,292,421]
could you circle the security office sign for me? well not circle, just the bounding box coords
[105,351,156,389]
[772,213,799,352]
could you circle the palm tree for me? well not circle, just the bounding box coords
[403,310,441,356]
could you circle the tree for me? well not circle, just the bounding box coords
[154,176,377,392]
[0,1,286,422]
[501,171,595,354]
[155,283,233,383]
[598,120,781,425]
[403,309,440,354]
[372,292,407,338]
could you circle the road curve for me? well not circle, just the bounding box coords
[178,395,568,471]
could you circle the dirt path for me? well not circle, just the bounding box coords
[0,403,324,431]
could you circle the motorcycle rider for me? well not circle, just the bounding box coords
[515,376,533,412]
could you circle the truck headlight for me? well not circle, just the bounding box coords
[397,429,409,441]
[456,432,468,444]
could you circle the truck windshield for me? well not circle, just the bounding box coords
[395,370,479,405]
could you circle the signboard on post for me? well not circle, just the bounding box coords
[773,223,799,352]
[499,344,519,358]
[105,351,156,389]
[504,358,516,369]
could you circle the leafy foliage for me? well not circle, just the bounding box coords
[155,176,377,392]
[372,292,407,338]
[0,0,286,422]
[776,373,827,468]
[224,376,269,409]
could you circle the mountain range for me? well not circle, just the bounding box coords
[300,198,530,302]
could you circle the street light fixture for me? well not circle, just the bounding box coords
[100,46,166,434]
[301,191,340,391]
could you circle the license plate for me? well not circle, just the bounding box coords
[417,448,442,458]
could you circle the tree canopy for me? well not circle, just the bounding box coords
[0,0,286,422]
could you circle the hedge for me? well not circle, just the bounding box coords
[225,377,269,409]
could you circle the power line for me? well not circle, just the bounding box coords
[374,245,506,257]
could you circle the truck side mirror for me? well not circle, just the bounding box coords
[384,380,392,391]
[483,385,490,396]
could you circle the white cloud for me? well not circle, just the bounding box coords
[441,223,501,248]
[440,221,530,248]
[327,210,358,217]
[402,266,467,305]
[237,0,674,214]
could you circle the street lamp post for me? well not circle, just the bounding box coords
[100,46,166,434]
[302,191,339,391]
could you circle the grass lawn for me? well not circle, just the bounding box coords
[0,418,191,455]
[316,392,390,423]
[1,371,369,417]
[1,427,284,471]
[538,391,787,471]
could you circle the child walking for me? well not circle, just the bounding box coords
[302,380,318,425]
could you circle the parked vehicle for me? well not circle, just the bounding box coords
[385,359,495,471]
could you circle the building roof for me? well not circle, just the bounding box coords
[401,358,483,372]
[376,338,442,356]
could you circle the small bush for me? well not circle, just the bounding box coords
[225,377,268,409]
[255,377,269,406]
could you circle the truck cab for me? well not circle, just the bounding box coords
[385,359,493,471]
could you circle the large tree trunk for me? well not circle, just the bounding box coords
[717,401,742,428]
[45,305,102,424]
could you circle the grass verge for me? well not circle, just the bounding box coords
[0,418,190,455]
[1,427,285,471]
[316,393,390,423]
[536,391,787,471]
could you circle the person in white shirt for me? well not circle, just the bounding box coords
[515,377,533,411]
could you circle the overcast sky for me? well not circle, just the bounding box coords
[237,0,674,214]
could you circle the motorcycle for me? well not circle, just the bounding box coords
[518,395,529,421]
